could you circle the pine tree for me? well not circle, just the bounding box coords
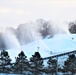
[0,50,12,73]
[13,51,29,74]
[47,58,57,75]
[29,52,44,75]
[63,54,76,75]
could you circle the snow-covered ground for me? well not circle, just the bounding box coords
[7,34,76,62]
[1,34,76,75]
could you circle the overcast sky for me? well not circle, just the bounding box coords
[0,0,76,28]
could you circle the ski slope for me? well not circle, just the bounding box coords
[7,34,76,62]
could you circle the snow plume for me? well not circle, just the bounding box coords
[16,22,43,45]
[14,19,54,45]
[0,19,71,50]
[52,21,70,35]
[0,27,21,50]
[0,19,53,50]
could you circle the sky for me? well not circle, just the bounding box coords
[0,0,76,28]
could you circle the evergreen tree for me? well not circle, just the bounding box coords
[63,54,76,75]
[47,58,57,75]
[29,52,44,75]
[0,50,12,73]
[13,51,30,74]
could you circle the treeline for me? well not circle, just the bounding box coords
[0,50,76,75]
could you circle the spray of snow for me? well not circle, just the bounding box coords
[1,28,21,50]
[16,22,42,45]
[52,21,70,34]
[0,19,73,50]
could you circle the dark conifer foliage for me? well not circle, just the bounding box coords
[47,58,57,75]
[12,51,30,74]
[0,50,12,73]
[63,54,76,75]
[0,50,76,75]
[29,52,44,75]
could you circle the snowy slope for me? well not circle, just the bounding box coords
[7,34,76,62]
